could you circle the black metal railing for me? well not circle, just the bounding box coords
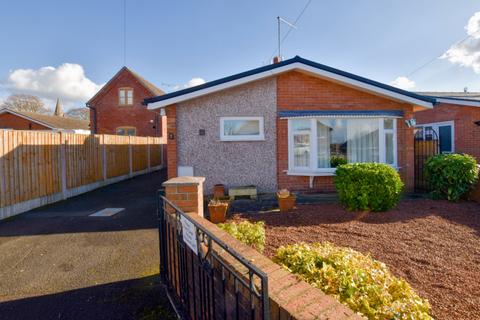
[157,190,269,320]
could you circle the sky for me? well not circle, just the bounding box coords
[1,0,480,110]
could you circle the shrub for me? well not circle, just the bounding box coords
[330,155,347,168]
[425,153,478,201]
[334,163,403,212]
[274,242,432,320]
[218,221,265,252]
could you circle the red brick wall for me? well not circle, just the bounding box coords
[0,113,51,130]
[89,70,164,137]
[276,71,416,192]
[416,102,480,161]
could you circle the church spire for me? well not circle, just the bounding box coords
[54,98,63,117]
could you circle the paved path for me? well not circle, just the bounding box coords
[0,170,175,320]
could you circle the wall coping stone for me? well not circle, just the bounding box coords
[162,176,206,186]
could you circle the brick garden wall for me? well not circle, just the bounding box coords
[276,71,417,192]
[416,102,480,161]
[162,176,360,319]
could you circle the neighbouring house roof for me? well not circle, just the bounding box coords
[0,108,90,130]
[278,110,404,119]
[145,56,436,109]
[416,92,480,107]
[87,66,164,104]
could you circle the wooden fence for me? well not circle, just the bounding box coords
[0,130,166,219]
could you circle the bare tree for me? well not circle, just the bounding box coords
[1,94,48,113]
[66,108,89,120]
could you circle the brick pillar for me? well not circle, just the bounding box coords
[162,176,205,217]
[165,105,177,179]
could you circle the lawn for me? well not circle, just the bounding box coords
[231,199,480,320]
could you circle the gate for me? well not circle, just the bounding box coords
[157,191,269,320]
[414,127,439,191]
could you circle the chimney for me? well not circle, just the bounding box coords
[54,98,64,117]
[273,56,282,64]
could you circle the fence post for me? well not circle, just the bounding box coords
[147,137,151,172]
[60,132,67,199]
[102,135,107,181]
[129,136,133,176]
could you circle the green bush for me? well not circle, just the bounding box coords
[334,163,403,212]
[330,155,347,168]
[218,221,265,252]
[274,242,432,320]
[425,153,478,201]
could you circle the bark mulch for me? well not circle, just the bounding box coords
[231,199,480,320]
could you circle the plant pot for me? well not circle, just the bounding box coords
[213,184,225,198]
[277,195,296,212]
[208,204,228,223]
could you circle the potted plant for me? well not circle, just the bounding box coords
[276,189,296,211]
[208,199,229,223]
[213,184,226,198]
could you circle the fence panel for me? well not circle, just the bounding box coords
[132,136,149,172]
[0,130,164,216]
[64,133,104,189]
[105,134,131,179]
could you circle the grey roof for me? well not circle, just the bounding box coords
[416,92,480,102]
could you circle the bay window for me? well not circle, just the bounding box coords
[288,117,397,174]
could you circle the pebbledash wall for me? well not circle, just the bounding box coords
[167,71,418,194]
[175,78,278,194]
[416,102,480,161]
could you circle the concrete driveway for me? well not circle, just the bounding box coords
[0,170,175,320]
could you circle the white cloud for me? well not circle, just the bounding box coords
[390,76,415,90]
[173,77,206,90]
[3,63,103,109]
[185,77,206,88]
[441,11,480,73]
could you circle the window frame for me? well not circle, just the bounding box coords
[118,87,134,106]
[116,126,136,136]
[287,117,398,175]
[416,120,454,154]
[219,116,265,141]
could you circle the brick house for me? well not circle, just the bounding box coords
[145,56,437,194]
[87,67,166,137]
[0,108,90,133]
[415,92,480,160]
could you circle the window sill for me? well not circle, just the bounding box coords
[285,170,336,177]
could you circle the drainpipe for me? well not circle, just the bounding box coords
[86,103,97,134]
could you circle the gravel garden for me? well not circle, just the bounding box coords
[212,154,480,320]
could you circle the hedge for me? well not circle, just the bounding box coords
[425,153,478,201]
[334,163,403,212]
[274,242,432,320]
[218,220,265,252]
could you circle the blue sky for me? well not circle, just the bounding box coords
[1,0,480,110]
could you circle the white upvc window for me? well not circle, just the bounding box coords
[220,116,265,141]
[287,117,397,175]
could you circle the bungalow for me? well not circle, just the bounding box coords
[145,56,436,194]
[0,107,90,133]
[415,92,480,160]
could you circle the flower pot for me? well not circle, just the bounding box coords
[208,204,228,223]
[213,184,225,198]
[278,195,296,212]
